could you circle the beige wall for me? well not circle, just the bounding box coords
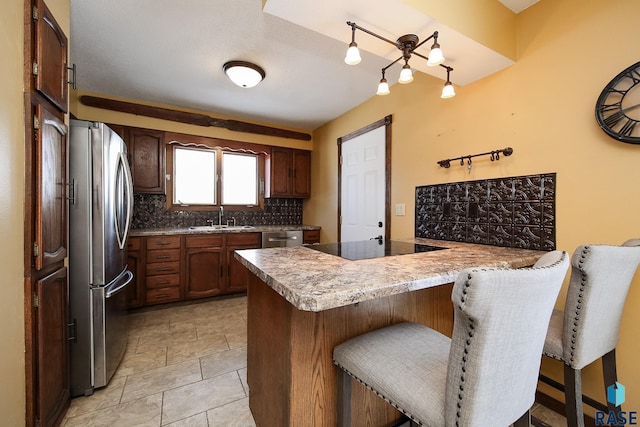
[1,0,26,424]
[307,0,640,412]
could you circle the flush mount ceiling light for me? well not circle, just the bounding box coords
[223,61,265,88]
[345,21,455,98]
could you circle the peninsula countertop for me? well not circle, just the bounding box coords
[235,238,547,312]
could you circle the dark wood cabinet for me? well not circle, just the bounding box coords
[145,235,181,305]
[25,1,71,425]
[127,128,166,194]
[266,147,311,198]
[184,235,224,299]
[33,0,68,113]
[125,237,145,308]
[33,102,68,271]
[131,232,261,306]
[226,233,261,293]
[292,149,311,198]
[303,229,321,245]
[34,267,69,427]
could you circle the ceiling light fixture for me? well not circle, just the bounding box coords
[223,61,265,88]
[441,66,455,99]
[345,21,455,98]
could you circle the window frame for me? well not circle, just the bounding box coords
[165,136,266,212]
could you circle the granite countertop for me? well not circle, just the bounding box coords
[235,238,548,312]
[130,224,320,237]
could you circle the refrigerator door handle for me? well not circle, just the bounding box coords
[105,270,133,298]
[121,152,134,245]
[114,152,134,250]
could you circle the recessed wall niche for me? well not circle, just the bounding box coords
[415,173,556,251]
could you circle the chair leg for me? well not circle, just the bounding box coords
[337,369,352,427]
[513,409,531,427]
[564,364,585,427]
[602,349,622,414]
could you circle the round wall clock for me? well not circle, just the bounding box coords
[595,61,640,144]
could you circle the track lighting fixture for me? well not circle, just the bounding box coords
[345,21,455,98]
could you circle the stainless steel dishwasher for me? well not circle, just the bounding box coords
[261,230,303,248]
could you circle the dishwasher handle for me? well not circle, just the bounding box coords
[268,236,299,242]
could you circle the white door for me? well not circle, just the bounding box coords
[340,125,386,242]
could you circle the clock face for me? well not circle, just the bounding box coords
[595,61,640,144]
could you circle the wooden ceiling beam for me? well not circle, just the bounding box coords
[79,95,312,141]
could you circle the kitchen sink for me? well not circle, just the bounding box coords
[188,225,255,231]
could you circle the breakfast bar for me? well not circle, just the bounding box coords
[235,238,546,427]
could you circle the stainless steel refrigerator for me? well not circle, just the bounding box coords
[68,120,134,397]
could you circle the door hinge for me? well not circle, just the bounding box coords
[33,294,39,308]
[33,115,40,130]
[32,62,39,76]
[33,242,39,257]
[32,5,38,20]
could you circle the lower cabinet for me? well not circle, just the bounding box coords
[226,233,262,293]
[303,229,321,244]
[129,232,262,307]
[126,237,145,308]
[145,235,181,305]
[184,235,224,299]
[34,266,70,427]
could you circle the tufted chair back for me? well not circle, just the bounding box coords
[444,251,569,427]
[559,243,640,369]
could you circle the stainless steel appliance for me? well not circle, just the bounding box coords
[261,230,303,248]
[68,120,134,396]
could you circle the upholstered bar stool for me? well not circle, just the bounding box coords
[541,240,640,427]
[333,250,569,427]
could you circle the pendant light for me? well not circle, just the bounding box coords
[441,66,456,99]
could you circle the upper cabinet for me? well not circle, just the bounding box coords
[266,147,311,198]
[126,128,166,194]
[33,0,68,113]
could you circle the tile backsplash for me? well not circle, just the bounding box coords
[415,173,556,250]
[132,195,303,229]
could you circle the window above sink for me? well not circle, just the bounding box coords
[166,143,265,212]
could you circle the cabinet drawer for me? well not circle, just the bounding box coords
[146,261,180,276]
[146,249,180,263]
[146,274,180,289]
[185,235,223,248]
[128,237,142,251]
[146,286,180,304]
[226,232,261,246]
[303,230,320,244]
[146,235,181,250]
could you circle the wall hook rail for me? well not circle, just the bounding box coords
[437,147,513,168]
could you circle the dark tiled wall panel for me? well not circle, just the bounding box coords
[132,195,302,229]
[415,173,556,251]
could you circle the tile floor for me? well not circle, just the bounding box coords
[61,294,568,427]
[62,295,256,426]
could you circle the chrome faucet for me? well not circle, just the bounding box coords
[219,206,224,225]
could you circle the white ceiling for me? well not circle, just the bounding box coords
[70,0,538,131]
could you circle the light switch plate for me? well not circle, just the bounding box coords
[395,203,405,216]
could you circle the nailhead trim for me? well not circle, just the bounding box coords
[568,246,589,364]
[455,273,476,427]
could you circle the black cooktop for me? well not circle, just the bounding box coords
[307,239,447,261]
